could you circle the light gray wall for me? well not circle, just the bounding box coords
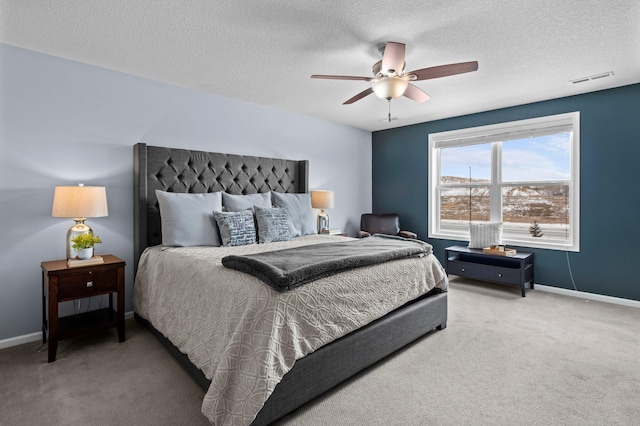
[0,44,372,341]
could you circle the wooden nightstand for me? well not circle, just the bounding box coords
[41,254,125,362]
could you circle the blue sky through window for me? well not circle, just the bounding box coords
[440,143,491,181]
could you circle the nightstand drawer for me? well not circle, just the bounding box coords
[58,269,118,300]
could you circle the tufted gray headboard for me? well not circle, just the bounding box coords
[133,143,309,271]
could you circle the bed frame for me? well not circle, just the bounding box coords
[133,143,448,425]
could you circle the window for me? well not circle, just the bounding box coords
[428,112,580,251]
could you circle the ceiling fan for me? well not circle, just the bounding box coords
[311,41,478,108]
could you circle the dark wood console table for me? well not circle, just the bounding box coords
[445,245,534,297]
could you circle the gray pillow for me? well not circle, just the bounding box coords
[222,192,272,212]
[254,206,291,243]
[469,222,503,249]
[213,210,256,247]
[271,192,317,237]
[155,190,222,247]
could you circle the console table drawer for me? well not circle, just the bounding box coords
[481,267,520,285]
[447,261,482,279]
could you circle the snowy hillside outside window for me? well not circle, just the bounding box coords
[428,112,580,251]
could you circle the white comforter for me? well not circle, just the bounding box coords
[134,235,447,425]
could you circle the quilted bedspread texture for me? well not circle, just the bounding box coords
[134,235,447,425]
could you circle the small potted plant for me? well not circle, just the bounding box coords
[71,233,102,259]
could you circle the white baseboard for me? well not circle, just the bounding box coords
[0,331,43,350]
[0,311,136,350]
[535,284,640,309]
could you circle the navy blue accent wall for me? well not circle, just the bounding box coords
[372,84,640,301]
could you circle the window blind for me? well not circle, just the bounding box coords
[432,117,575,149]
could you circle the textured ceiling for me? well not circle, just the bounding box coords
[2,0,639,131]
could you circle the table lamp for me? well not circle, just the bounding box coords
[311,190,334,232]
[52,184,108,259]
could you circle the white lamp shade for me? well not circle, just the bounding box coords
[52,185,108,218]
[311,190,335,210]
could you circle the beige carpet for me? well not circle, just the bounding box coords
[1,277,639,425]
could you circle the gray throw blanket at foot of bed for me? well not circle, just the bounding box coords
[222,234,433,292]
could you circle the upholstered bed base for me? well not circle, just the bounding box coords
[135,289,447,425]
[133,142,448,425]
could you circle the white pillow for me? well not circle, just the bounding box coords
[469,222,503,249]
[271,192,317,237]
[222,192,272,212]
[155,190,222,247]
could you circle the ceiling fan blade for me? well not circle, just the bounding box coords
[311,74,374,81]
[409,61,479,81]
[343,87,374,105]
[381,42,406,74]
[403,84,430,103]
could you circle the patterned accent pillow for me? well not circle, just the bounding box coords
[213,210,256,247]
[254,206,291,244]
[468,222,503,249]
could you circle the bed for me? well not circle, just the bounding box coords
[133,143,448,425]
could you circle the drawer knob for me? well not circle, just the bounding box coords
[461,268,465,272]
[498,273,502,277]
[87,281,93,288]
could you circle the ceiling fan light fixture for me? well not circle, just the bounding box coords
[372,77,409,100]
[311,41,478,106]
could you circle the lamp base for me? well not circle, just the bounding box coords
[66,219,92,260]
[317,211,330,233]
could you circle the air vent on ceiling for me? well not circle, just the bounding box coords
[570,71,614,84]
